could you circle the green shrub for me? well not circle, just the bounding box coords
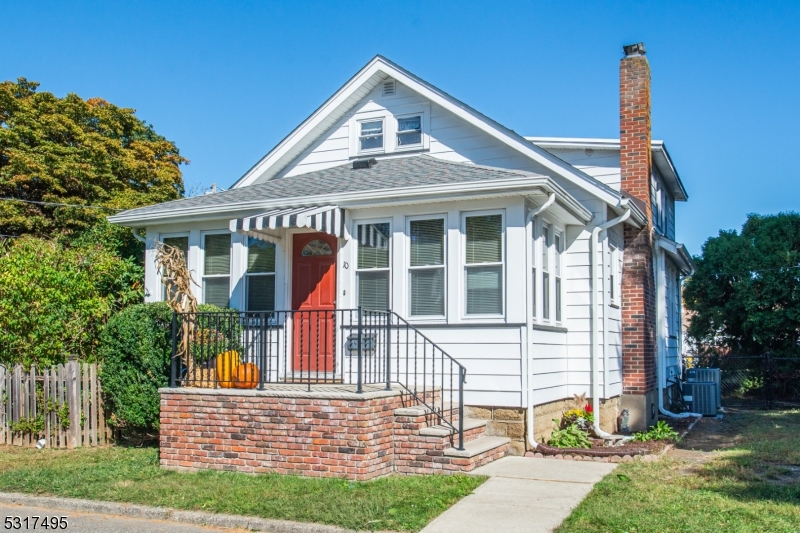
[632,420,680,442]
[0,236,143,368]
[98,302,239,432]
[547,421,592,449]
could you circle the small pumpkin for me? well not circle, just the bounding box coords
[233,362,260,389]
[215,350,240,388]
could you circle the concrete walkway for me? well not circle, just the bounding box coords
[421,456,616,533]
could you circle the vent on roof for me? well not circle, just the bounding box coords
[382,80,396,96]
[352,158,377,170]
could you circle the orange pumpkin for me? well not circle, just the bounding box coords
[232,362,259,389]
[215,350,240,388]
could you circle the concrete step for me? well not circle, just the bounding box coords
[444,436,510,459]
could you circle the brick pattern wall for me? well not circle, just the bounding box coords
[160,392,408,480]
[620,50,657,396]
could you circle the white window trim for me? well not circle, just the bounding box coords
[554,229,563,325]
[244,238,277,312]
[354,218,393,311]
[406,213,447,321]
[158,232,189,302]
[461,209,505,319]
[200,230,232,307]
[609,244,621,307]
[541,221,552,322]
[531,222,538,321]
[348,104,430,157]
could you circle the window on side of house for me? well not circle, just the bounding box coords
[202,233,231,308]
[408,217,445,317]
[555,231,563,323]
[356,222,391,310]
[161,235,189,302]
[609,244,620,305]
[464,213,504,316]
[531,224,537,319]
[541,224,551,321]
[359,119,384,152]
[396,115,422,147]
[246,237,276,311]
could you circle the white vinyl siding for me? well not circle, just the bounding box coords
[356,222,391,310]
[464,212,504,316]
[246,237,276,311]
[202,233,231,308]
[161,235,188,302]
[408,216,446,317]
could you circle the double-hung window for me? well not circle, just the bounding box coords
[358,119,384,152]
[541,224,551,321]
[408,217,445,317]
[202,233,231,308]
[464,213,504,315]
[356,222,391,310]
[555,232,563,323]
[397,115,422,147]
[609,245,620,305]
[246,237,276,311]
[161,235,189,302]
[531,225,537,318]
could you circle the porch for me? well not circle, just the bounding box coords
[162,308,510,479]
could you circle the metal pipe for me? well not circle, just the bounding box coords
[170,311,178,387]
[356,306,363,394]
[590,205,631,438]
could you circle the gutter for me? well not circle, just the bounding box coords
[590,205,631,438]
[524,193,557,450]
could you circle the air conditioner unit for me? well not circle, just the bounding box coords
[687,368,721,408]
[684,381,718,416]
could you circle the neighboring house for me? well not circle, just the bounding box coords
[110,43,693,474]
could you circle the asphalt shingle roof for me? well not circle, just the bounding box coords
[111,155,542,221]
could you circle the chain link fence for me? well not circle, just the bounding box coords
[683,353,800,409]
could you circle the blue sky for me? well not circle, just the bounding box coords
[3,1,799,254]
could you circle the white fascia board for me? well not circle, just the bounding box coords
[232,56,622,208]
[109,176,592,227]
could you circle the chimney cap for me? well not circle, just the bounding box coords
[623,42,646,57]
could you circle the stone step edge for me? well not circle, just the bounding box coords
[443,436,510,458]
[393,406,461,417]
[419,418,486,437]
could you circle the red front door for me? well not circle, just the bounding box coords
[292,233,337,374]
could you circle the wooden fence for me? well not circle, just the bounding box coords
[0,361,110,448]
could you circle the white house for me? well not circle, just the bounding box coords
[111,43,693,454]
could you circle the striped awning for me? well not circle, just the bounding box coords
[229,205,345,243]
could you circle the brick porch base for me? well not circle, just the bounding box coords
[159,385,509,480]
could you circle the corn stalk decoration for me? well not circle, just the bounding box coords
[154,243,199,384]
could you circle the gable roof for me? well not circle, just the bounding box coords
[230,55,623,207]
[526,137,688,201]
[108,155,593,226]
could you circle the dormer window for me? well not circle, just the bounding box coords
[359,119,384,152]
[397,115,422,146]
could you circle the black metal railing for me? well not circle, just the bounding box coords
[170,307,467,448]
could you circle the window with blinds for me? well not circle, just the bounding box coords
[246,237,276,311]
[161,235,189,302]
[357,222,391,310]
[555,232,562,323]
[542,224,551,321]
[202,233,231,308]
[531,226,537,318]
[408,217,445,316]
[464,213,503,315]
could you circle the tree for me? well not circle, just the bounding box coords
[0,235,143,368]
[684,212,800,357]
[0,77,187,238]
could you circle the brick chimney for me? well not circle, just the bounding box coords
[619,42,658,430]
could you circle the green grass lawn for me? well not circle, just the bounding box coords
[557,409,800,533]
[0,446,484,531]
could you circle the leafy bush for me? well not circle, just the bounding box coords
[547,421,592,449]
[632,420,680,442]
[98,302,237,432]
[0,236,143,368]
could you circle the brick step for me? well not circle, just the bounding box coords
[395,435,509,475]
[419,417,487,444]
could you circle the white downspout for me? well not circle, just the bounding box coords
[590,205,631,438]
[655,240,701,419]
[132,228,146,243]
[525,192,556,449]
